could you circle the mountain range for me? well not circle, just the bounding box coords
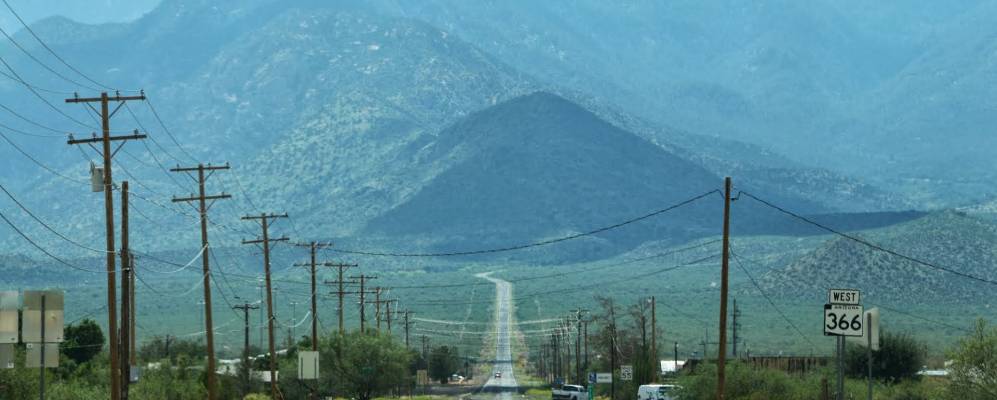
[0,0,994,270]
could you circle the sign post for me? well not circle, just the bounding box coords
[824,289,861,400]
[620,365,632,381]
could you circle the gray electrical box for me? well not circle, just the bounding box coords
[25,343,59,368]
[0,343,14,369]
[298,351,319,380]
[0,291,17,343]
[22,290,64,343]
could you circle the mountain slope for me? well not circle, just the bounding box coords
[362,92,721,259]
[756,211,997,303]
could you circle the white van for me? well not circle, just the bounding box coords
[637,384,680,400]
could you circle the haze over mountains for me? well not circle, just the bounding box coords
[0,0,995,276]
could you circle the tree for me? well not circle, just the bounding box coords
[845,330,926,382]
[325,331,412,400]
[947,319,997,399]
[429,345,459,384]
[61,318,104,365]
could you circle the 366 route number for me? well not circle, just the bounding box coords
[824,304,863,337]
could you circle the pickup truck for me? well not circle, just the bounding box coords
[552,384,588,400]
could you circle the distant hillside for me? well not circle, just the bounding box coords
[362,92,722,260]
[755,211,997,303]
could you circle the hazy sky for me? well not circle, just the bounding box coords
[0,0,160,32]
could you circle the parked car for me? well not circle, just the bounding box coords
[637,384,680,400]
[552,384,588,400]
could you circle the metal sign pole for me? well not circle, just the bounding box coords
[39,293,45,400]
[836,336,844,400]
[866,313,872,400]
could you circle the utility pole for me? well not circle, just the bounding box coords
[120,181,131,400]
[370,287,384,332]
[129,252,135,368]
[242,213,289,400]
[293,242,332,350]
[383,299,398,333]
[322,263,357,334]
[582,318,589,372]
[401,310,415,348]
[570,309,587,385]
[171,163,230,400]
[717,176,732,400]
[420,335,430,359]
[349,275,378,333]
[731,298,740,358]
[651,296,657,382]
[608,299,617,400]
[234,302,259,392]
[66,90,147,400]
[674,342,679,372]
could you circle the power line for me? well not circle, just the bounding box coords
[0,127,87,184]
[0,0,123,91]
[0,55,97,129]
[730,250,815,349]
[0,207,104,273]
[738,190,997,287]
[0,24,99,91]
[144,98,198,162]
[334,190,719,257]
[0,102,70,134]
[0,182,109,253]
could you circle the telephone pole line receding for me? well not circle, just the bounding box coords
[242,213,289,400]
[171,163,230,400]
[401,310,415,348]
[66,90,147,400]
[233,302,259,391]
[322,263,357,334]
[349,275,377,333]
[293,242,333,350]
[717,177,732,400]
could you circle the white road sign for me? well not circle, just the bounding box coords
[298,351,319,380]
[828,289,860,305]
[620,365,633,381]
[824,304,864,337]
[596,372,612,383]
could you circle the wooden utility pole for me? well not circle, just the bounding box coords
[731,298,740,358]
[367,287,388,332]
[383,300,398,333]
[120,181,131,400]
[401,310,415,348]
[129,252,135,367]
[349,275,377,333]
[651,296,657,380]
[322,263,357,334]
[171,163,230,400]
[66,90,147,400]
[233,302,259,391]
[570,309,587,385]
[717,177,732,400]
[293,242,332,350]
[242,213,289,400]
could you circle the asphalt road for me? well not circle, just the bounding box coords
[478,272,518,393]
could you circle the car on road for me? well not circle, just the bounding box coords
[494,372,502,378]
[637,384,680,400]
[552,384,588,400]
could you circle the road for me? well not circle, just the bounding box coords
[477,272,518,395]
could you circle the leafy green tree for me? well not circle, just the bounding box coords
[429,345,460,383]
[947,319,997,399]
[845,330,926,382]
[62,318,104,365]
[323,331,412,400]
